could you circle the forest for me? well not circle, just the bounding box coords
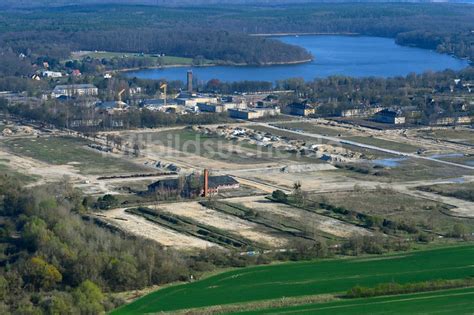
[0,174,274,314]
[0,2,473,78]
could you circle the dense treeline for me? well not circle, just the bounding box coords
[204,79,273,94]
[3,0,429,8]
[1,100,232,130]
[0,175,278,314]
[0,3,473,78]
[75,31,312,65]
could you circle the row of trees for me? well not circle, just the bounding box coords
[346,278,474,298]
[271,183,471,242]
[2,67,473,131]
[1,99,231,131]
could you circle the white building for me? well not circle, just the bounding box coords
[52,84,99,98]
[42,71,63,78]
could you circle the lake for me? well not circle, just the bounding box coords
[125,35,470,83]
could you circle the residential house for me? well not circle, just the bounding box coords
[228,107,280,120]
[285,102,316,116]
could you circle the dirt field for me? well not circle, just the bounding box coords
[155,201,289,247]
[4,120,472,250]
[237,169,376,192]
[309,187,474,234]
[227,195,371,238]
[96,208,219,250]
[414,128,474,145]
[2,136,150,175]
[119,128,331,172]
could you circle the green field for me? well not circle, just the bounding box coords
[70,51,211,66]
[308,188,471,235]
[2,136,149,175]
[274,122,422,153]
[338,158,473,183]
[112,245,474,314]
[417,129,474,146]
[0,160,38,183]
[344,136,421,153]
[236,287,474,314]
[417,182,474,203]
[275,122,352,137]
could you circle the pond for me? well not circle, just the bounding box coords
[125,35,470,82]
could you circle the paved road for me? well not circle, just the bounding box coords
[256,122,474,171]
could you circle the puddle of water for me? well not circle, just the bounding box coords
[450,177,466,184]
[429,153,464,159]
[372,157,407,167]
[429,153,474,167]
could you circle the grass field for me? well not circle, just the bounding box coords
[438,155,474,167]
[111,245,474,314]
[416,129,474,145]
[236,287,474,314]
[274,122,352,137]
[344,136,421,153]
[338,158,473,182]
[308,188,469,235]
[269,122,422,153]
[70,51,208,66]
[417,182,474,202]
[2,136,149,175]
[0,160,38,183]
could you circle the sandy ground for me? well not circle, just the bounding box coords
[238,169,378,193]
[140,142,284,172]
[393,176,474,218]
[0,147,127,195]
[96,207,219,250]
[290,119,474,155]
[156,201,289,247]
[3,121,473,250]
[227,195,372,238]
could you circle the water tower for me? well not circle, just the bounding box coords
[187,70,193,93]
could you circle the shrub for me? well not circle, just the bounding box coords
[272,190,288,203]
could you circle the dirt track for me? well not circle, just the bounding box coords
[157,201,289,247]
[227,195,372,238]
[96,207,219,249]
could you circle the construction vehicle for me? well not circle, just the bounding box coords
[117,89,126,109]
[160,82,167,107]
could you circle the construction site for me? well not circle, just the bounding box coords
[1,114,473,251]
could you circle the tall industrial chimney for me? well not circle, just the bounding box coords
[203,169,209,197]
[187,70,193,93]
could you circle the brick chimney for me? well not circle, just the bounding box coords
[203,169,209,197]
[187,70,193,93]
